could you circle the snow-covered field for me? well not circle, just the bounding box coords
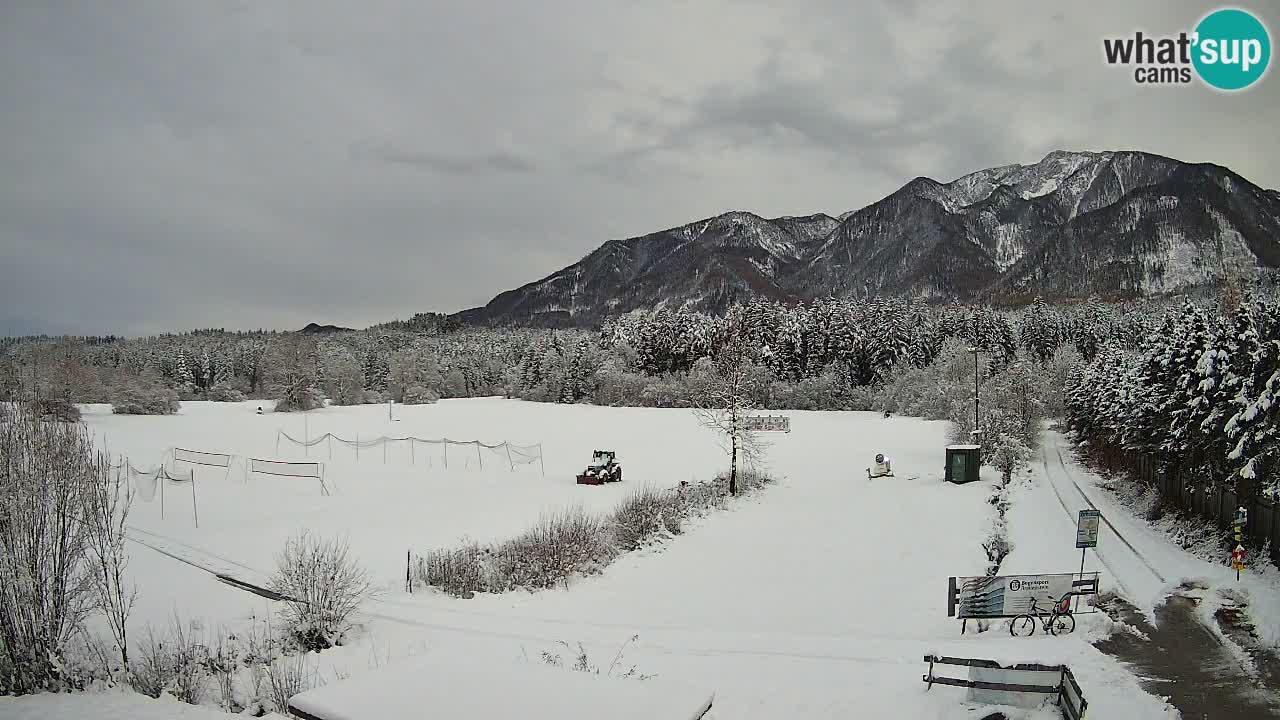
[8,399,1228,718]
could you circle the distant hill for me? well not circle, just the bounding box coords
[298,322,355,334]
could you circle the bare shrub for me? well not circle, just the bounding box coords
[264,652,318,714]
[418,473,774,597]
[127,616,207,703]
[269,532,372,651]
[418,543,486,597]
[0,403,103,693]
[129,627,173,698]
[202,631,240,712]
[207,381,247,402]
[611,486,683,551]
[494,509,614,591]
[538,634,653,680]
[166,615,207,704]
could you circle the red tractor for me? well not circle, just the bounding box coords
[576,450,622,485]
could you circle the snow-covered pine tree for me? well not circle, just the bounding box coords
[1163,302,1214,462]
[1225,302,1280,499]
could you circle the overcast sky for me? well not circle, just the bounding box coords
[2,1,1277,337]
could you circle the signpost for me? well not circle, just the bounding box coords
[1232,506,1248,581]
[1074,510,1101,611]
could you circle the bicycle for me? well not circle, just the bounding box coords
[1009,591,1076,637]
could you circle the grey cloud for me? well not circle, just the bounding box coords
[371,146,537,175]
[1,0,1277,337]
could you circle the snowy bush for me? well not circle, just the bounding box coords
[206,380,247,402]
[268,532,372,651]
[402,384,439,405]
[111,379,180,415]
[274,386,324,413]
[32,395,82,422]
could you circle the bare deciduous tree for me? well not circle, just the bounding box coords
[86,465,137,670]
[264,334,322,412]
[691,311,767,496]
[0,403,102,692]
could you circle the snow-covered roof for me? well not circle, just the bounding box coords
[287,652,715,720]
[946,444,981,450]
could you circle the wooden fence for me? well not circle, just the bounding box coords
[1127,452,1280,564]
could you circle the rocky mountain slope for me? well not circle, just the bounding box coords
[455,150,1280,326]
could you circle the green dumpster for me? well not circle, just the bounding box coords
[945,444,981,484]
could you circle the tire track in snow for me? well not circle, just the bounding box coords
[1051,445,1166,585]
[1039,447,1134,597]
[126,525,267,578]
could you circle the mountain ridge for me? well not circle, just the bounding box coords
[454,150,1280,326]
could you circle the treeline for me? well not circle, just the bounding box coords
[0,297,1157,418]
[1067,293,1280,499]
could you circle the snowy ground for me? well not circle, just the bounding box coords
[17,400,1212,718]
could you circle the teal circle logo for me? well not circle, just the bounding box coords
[1192,8,1271,90]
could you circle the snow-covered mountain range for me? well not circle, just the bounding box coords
[457,150,1280,325]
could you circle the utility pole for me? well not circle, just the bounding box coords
[969,313,980,438]
[973,346,980,431]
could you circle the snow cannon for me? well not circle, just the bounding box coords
[576,450,622,485]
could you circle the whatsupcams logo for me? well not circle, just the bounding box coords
[1103,7,1271,90]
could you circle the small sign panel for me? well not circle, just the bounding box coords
[1076,509,1102,549]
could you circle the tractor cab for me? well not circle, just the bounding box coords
[577,450,622,485]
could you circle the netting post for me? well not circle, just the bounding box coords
[538,444,545,476]
[159,469,166,520]
[444,441,448,469]
[191,472,200,529]
[275,430,281,455]
[505,443,514,471]
[406,550,412,594]
[383,437,387,464]
[476,441,482,469]
[411,438,415,465]
[328,434,332,460]
[356,432,360,462]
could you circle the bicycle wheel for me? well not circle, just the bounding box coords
[1049,613,1076,635]
[1010,614,1036,637]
